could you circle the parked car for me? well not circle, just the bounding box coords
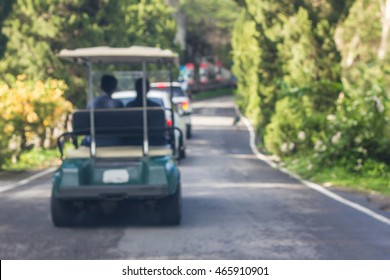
[112,90,187,159]
[150,82,192,138]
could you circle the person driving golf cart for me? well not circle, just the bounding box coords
[89,74,123,109]
[82,74,124,147]
[127,77,161,108]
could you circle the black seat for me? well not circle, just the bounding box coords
[72,108,168,147]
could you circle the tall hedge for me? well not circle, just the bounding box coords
[231,10,261,128]
[232,0,390,173]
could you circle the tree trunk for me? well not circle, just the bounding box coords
[378,0,390,60]
[174,7,187,51]
[20,130,27,150]
[39,130,46,149]
[49,127,56,149]
[166,0,187,51]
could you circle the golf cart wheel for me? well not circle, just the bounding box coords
[179,145,186,159]
[178,134,186,159]
[51,195,77,227]
[159,184,181,225]
[186,125,192,139]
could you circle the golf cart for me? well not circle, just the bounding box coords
[51,46,183,226]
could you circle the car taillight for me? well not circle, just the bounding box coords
[181,101,189,111]
[155,83,167,88]
[166,119,173,127]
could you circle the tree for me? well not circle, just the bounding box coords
[232,0,390,171]
[232,0,296,133]
[378,0,390,60]
[123,0,176,50]
[0,75,72,155]
[231,10,261,127]
[332,0,390,165]
[0,0,15,58]
[0,0,178,161]
[167,0,238,64]
[0,0,176,105]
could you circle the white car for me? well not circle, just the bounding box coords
[150,82,192,138]
[112,90,187,159]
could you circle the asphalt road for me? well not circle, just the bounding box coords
[0,96,389,259]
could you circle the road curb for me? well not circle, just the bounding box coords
[234,105,390,227]
[0,167,57,194]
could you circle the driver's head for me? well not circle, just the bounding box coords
[135,77,150,98]
[101,74,117,95]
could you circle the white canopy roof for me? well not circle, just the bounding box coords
[57,46,178,64]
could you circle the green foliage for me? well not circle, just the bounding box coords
[0,115,13,168]
[0,0,178,169]
[0,0,15,57]
[336,0,383,68]
[236,4,342,152]
[0,0,177,105]
[1,148,59,171]
[277,8,317,88]
[0,75,72,166]
[177,0,238,64]
[264,97,305,156]
[124,0,176,49]
[232,0,390,192]
[317,66,390,167]
[183,0,238,31]
[231,10,262,127]
[285,157,390,195]
[193,87,235,101]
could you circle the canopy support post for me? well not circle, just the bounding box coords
[142,61,149,157]
[87,61,96,157]
[169,62,175,129]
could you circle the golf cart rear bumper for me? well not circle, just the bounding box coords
[56,184,170,200]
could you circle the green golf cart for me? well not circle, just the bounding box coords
[51,46,182,227]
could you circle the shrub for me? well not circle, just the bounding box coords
[264,97,304,156]
[300,66,389,172]
[0,75,72,167]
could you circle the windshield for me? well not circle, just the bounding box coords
[92,70,172,94]
[112,91,167,108]
[150,87,185,97]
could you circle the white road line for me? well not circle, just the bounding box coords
[235,106,390,226]
[0,167,56,194]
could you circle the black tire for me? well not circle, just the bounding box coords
[159,184,181,225]
[186,125,192,139]
[178,134,186,159]
[51,195,77,227]
[179,145,186,159]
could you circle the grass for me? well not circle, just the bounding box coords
[192,87,235,100]
[2,148,60,171]
[284,158,390,196]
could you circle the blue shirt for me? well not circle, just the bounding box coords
[88,94,124,109]
[82,93,124,147]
